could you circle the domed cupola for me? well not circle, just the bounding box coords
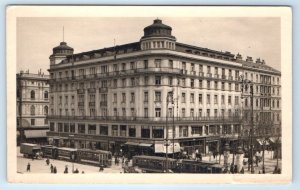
[140,19,176,50]
[49,41,74,65]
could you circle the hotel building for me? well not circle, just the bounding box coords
[47,19,281,155]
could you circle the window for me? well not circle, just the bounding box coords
[199,80,203,88]
[113,93,117,103]
[168,77,173,86]
[182,93,186,103]
[78,124,85,134]
[228,96,232,105]
[31,119,35,126]
[120,125,127,137]
[182,108,186,117]
[207,66,211,74]
[190,109,194,117]
[144,108,148,118]
[144,60,148,69]
[44,91,48,99]
[30,105,35,115]
[214,95,218,104]
[112,125,118,136]
[199,65,203,72]
[122,108,126,116]
[71,109,75,116]
[155,91,161,102]
[131,108,135,117]
[152,126,164,138]
[113,64,118,72]
[207,81,210,89]
[63,123,69,133]
[122,93,126,103]
[207,109,210,117]
[192,126,202,135]
[199,94,203,104]
[113,79,118,88]
[214,109,218,117]
[50,122,55,132]
[221,95,225,105]
[221,82,225,90]
[235,83,239,91]
[190,93,194,103]
[155,108,161,117]
[44,106,48,115]
[214,81,218,90]
[30,90,35,99]
[130,62,135,70]
[100,126,108,136]
[131,78,135,86]
[277,100,280,108]
[182,78,186,87]
[169,60,173,68]
[129,126,136,137]
[144,76,149,85]
[182,62,186,70]
[58,123,63,132]
[191,63,195,71]
[199,109,202,117]
[191,79,194,88]
[207,94,211,105]
[228,83,232,91]
[235,96,239,105]
[179,126,188,137]
[65,95,69,105]
[122,78,126,87]
[155,76,161,85]
[130,92,135,103]
[144,92,148,102]
[155,59,161,68]
[141,126,150,138]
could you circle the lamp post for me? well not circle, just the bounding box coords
[165,90,174,173]
[239,75,255,174]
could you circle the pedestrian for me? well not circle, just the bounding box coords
[99,165,104,172]
[53,166,57,174]
[82,171,85,174]
[262,166,265,174]
[74,168,79,173]
[240,167,245,174]
[26,162,31,172]
[50,164,54,173]
[64,166,68,174]
[46,158,50,166]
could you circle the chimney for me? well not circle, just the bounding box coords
[246,56,253,62]
[236,53,242,60]
[262,60,265,65]
[256,58,261,64]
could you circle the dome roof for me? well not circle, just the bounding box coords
[52,42,74,56]
[142,19,175,40]
[53,42,74,51]
[144,19,172,30]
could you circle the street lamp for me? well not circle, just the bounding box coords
[239,75,255,174]
[165,90,174,173]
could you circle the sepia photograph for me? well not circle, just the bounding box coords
[6,6,292,184]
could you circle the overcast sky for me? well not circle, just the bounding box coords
[17,17,281,74]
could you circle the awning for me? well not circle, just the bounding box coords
[124,142,139,146]
[256,138,270,146]
[139,143,153,147]
[154,142,181,154]
[24,130,48,138]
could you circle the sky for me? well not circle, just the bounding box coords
[16,17,281,74]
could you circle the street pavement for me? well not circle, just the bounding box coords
[17,147,281,174]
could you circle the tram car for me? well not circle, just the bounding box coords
[41,145,56,158]
[132,155,177,173]
[55,147,78,161]
[77,149,112,167]
[175,159,224,173]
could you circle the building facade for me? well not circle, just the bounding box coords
[47,19,281,156]
[17,70,50,144]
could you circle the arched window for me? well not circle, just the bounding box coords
[30,105,35,115]
[44,106,48,115]
[44,91,48,99]
[30,90,35,99]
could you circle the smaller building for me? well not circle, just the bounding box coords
[17,70,50,145]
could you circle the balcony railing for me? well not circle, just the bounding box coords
[77,89,85,94]
[47,115,242,123]
[100,101,108,107]
[89,102,95,107]
[99,87,108,93]
[88,88,96,93]
[78,102,84,107]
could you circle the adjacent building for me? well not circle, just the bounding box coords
[17,70,50,144]
[47,19,281,156]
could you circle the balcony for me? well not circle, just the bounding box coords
[89,102,95,107]
[77,75,86,80]
[88,88,96,93]
[190,71,196,75]
[199,72,204,77]
[228,76,233,80]
[214,74,219,79]
[99,87,108,93]
[221,75,227,80]
[100,101,108,107]
[181,69,187,75]
[77,89,85,94]
[78,102,84,107]
[207,73,212,78]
